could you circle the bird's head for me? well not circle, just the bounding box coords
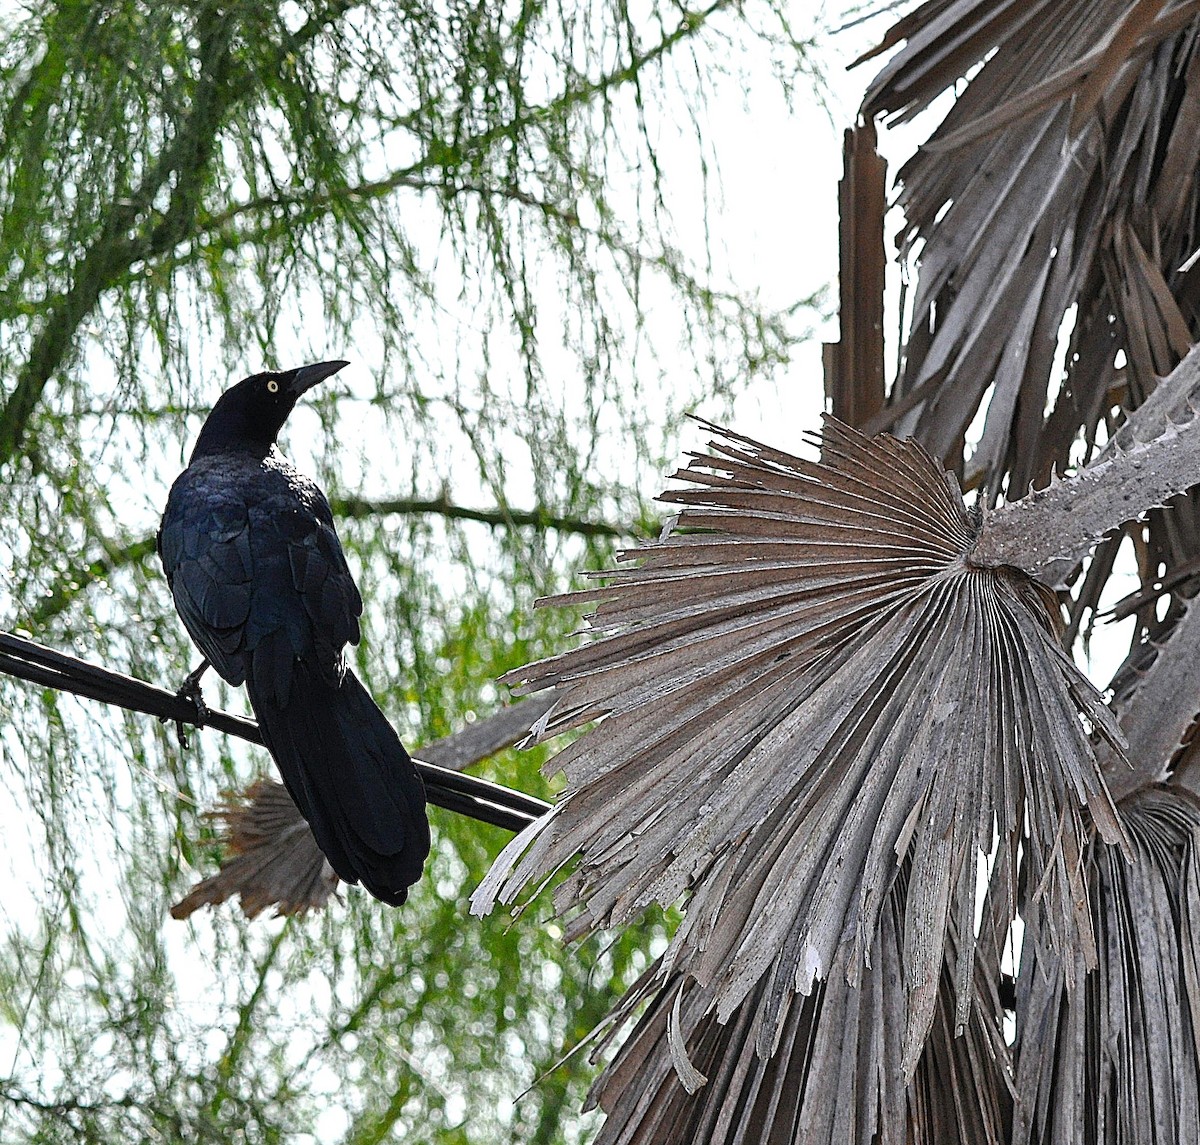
[190,360,349,459]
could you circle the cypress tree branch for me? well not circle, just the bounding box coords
[0,1086,138,1117]
[0,5,237,465]
[196,0,740,241]
[27,500,631,626]
[0,0,749,471]
[0,1,360,467]
[329,495,633,538]
[28,537,159,627]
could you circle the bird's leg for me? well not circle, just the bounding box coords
[173,659,212,749]
[180,659,211,700]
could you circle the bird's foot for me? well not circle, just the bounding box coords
[170,660,212,749]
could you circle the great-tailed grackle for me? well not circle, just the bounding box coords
[158,361,429,905]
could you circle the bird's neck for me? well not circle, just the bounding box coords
[190,424,279,462]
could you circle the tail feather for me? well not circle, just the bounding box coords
[247,660,430,905]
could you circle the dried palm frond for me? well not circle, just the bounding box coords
[585,868,1010,1145]
[975,342,1200,579]
[171,778,339,919]
[1097,591,1200,800]
[961,343,1200,802]
[473,418,1127,1137]
[824,119,887,429]
[853,0,1200,663]
[1013,785,1200,1145]
[843,0,1200,833]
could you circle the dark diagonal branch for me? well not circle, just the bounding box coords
[0,2,361,467]
[0,5,240,465]
[0,630,551,832]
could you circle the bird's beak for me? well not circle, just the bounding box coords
[283,360,350,396]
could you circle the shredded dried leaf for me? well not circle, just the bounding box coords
[473,419,1127,1135]
[173,695,554,918]
[171,779,338,919]
[584,870,1011,1145]
[1014,786,1200,1145]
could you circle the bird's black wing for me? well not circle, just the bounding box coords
[242,475,363,705]
[159,455,362,698]
[159,474,255,684]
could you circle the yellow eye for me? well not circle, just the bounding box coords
[266,380,279,393]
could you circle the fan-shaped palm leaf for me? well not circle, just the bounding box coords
[171,778,339,919]
[851,0,1200,677]
[474,418,1127,1137]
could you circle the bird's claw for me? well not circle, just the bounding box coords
[169,661,211,750]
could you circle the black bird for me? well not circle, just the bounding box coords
[158,361,429,905]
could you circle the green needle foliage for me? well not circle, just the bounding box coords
[0,0,820,1141]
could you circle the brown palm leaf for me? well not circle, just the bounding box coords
[1012,785,1200,1145]
[859,0,1200,478]
[963,344,1200,803]
[1105,591,1200,799]
[171,778,339,920]
[824,120,887,429]
[847,0,1200,816]
[584,867,1011,1145]
[974,344,1200,580]
[474,417,1127,1129]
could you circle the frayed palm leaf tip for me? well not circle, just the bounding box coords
[1014,786,1200,1145]
[584,869,1010,1145]
[171,778,338,920]
[471,418,1129,1106]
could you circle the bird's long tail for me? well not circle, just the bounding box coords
[246,662,430,905]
